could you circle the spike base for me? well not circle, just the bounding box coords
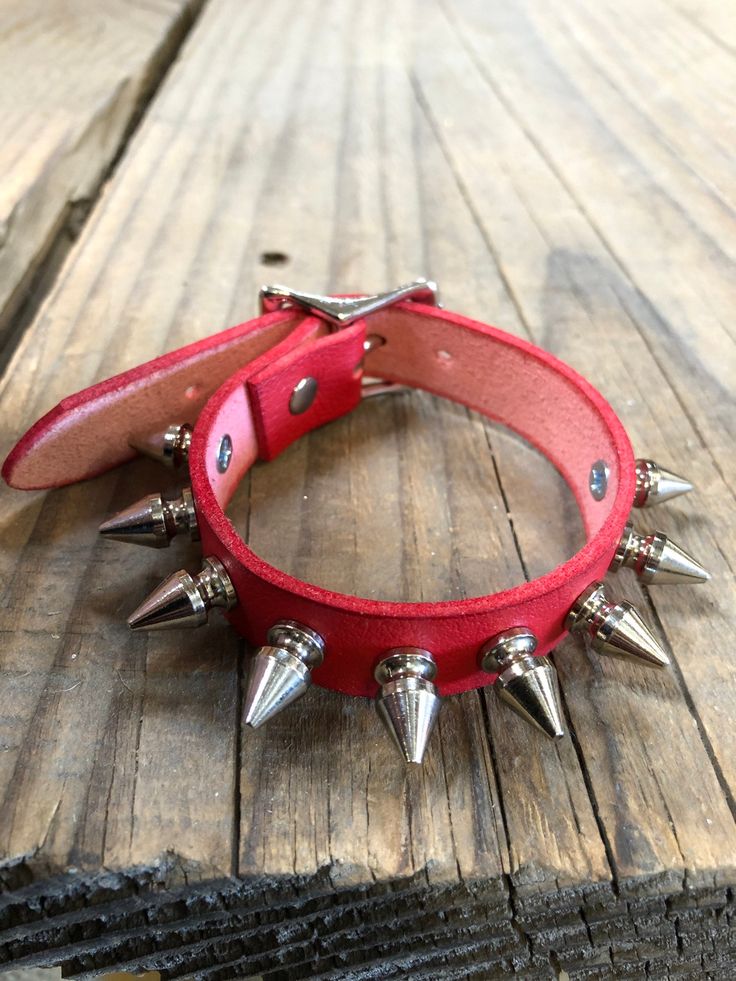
[566,582,669,668]
[634,459,693,508]
[130,422,193,469]
[127,556,236,630]
[480,628,566,739]
[242,621,325,728]
[99,486,199,548]
[610,522,709,585]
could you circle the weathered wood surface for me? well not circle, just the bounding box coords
[0,0,735,977]
[0,0,203,347]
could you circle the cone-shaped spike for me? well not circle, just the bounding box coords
[129,422,192,469]
[650,536,710,584]
[100,494,166,547]
[497,661,565,739]
[128,556,236,630]
[99,487,199,548]
[610,522,710,585]
[243,621,325,728]
[566,582,669,667]
[634,459,693,508]
[374,649,441,764]
[242,650,309,728]
[479,628,565,739]
[128,569,206,628]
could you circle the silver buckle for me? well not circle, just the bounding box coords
[258,278,440,327]
[259,278,440,399]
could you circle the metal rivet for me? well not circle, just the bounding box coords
[364,333,386,353]
[216,434,233,473]
[289,376,318,415]
[589,459,609,501]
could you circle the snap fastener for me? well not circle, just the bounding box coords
[290,376,318,414]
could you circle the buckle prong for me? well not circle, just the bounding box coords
[259,278,439,401]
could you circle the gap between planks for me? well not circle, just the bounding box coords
[0,0,209,372]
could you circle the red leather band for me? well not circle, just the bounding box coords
[3,300,635,697]
[1,309,302,490]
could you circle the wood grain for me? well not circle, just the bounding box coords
[417,0,736,888]
[0,0,203,346]
[0,0,735,976]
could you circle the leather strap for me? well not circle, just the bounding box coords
[3,300,635,696]
[2,309,302,489]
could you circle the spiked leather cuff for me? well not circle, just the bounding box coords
[3,280,707,762]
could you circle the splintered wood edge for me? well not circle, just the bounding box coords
[0,856,732,976]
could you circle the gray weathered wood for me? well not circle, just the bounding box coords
[0,0,734,976]
[0,0,203,346]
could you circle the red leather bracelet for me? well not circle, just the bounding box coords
[3,280,708,763]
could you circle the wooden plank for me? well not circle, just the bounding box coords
[555,0,736,209]
[435,0,736,484]
[0,0,735,975]
[488,0,736,814]
[0,0,492,909]
[413,0,736,894]
[667,0,736,54]
[0,0,203,346]
[235,0,608,904]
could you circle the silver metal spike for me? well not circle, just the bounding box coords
[243,621,325,728]
[374,649,441,765]
[610,521,709,584]
[129,423,193,469]
[479,628,565,739]
[634,459,693,508]
[127,556,236,630]
[259,278,440,327]
[99,486,199,548]
[566,582,669,667]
